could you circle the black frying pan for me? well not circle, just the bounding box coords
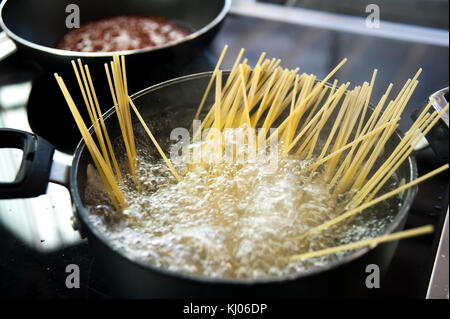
[0,0,230,73]
[0,0,230,152]
[0,72,419,298]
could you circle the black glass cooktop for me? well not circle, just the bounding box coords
[0,6,448,298]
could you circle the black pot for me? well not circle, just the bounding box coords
[0,72,419,298]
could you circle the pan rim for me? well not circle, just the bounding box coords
[70,71,419,286]
[0,0,231,58]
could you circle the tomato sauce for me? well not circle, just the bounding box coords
[56,15,190,52]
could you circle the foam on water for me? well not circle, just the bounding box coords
[85,141,400,279]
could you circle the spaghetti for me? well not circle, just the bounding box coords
[54,46,448,274]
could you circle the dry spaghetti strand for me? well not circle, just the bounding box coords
[290,225,434,261]
[128,97,182,182]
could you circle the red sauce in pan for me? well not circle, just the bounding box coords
[55,15,190,52]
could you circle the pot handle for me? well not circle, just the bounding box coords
[0,128,56,199]
[0,31,17,61]
[411,87,449,162]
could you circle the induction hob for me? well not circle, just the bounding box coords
[0,2,448,298]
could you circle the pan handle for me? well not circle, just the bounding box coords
[0,31,17,61]
[411,87,449,161]
[0,128,57,199]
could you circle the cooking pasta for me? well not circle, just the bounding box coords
[54,45,448,278]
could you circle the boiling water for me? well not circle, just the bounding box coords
[85,137,401,279]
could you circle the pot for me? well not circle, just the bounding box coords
[0,0,230,75]
[0,0,231,153]
[0,72,419,298]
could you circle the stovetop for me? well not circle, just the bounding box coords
[0,2,449,298]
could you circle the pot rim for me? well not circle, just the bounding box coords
[0,0,231,58]
[70,71,419,286]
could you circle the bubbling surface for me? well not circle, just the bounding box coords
[85,140,401,279]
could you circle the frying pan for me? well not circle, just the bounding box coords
[0,71,419,298]
[0,0,230,72]
[0,0,231,153]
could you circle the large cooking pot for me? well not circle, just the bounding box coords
[0,72,419,298]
